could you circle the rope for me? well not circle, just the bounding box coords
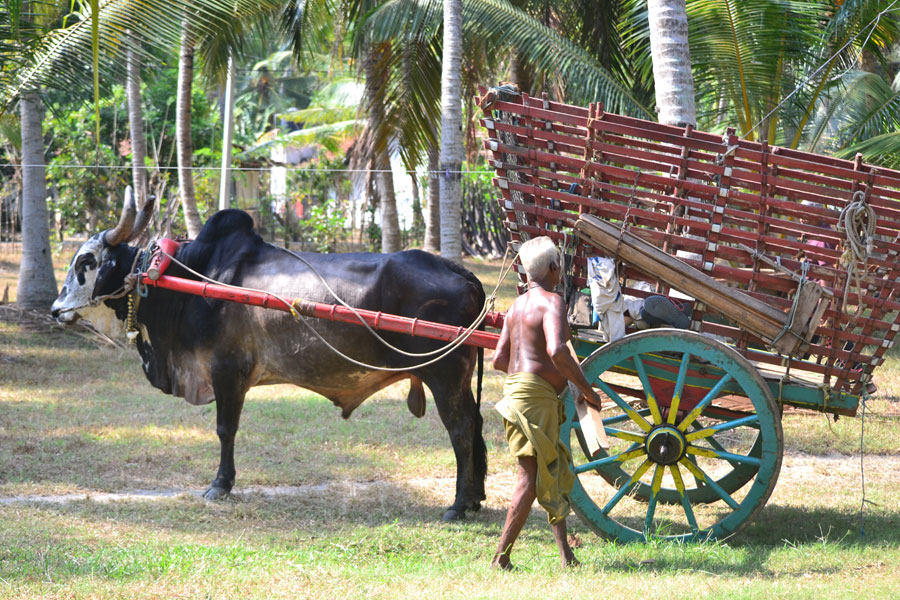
[613,170,642,266]
[771,261,810,349]
[54,249,145,317]
[837,190,877,320]
[273,244,516,358]
[859,392,870,538]
[152,248,518,373]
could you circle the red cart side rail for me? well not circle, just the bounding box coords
[141,273,502,350]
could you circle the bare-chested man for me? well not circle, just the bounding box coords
[491,236,604,570]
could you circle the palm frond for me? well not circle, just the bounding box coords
[1,0,286,111]
[365,0,652,117]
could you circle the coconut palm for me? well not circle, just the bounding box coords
[439,0,464,263]
[670,0,900,147]
[125,29,148,211]
[7,0,59,309]
[647,0,696,127]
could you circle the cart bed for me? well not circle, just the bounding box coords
[478,86,900,413]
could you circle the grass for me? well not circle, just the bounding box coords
[1,250,900,598]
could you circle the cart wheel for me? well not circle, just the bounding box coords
[573,415,763,505]
[562,329,783,542]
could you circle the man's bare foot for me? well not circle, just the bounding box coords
[490,557,516,571]
[563,554,581,568]
[567,532,583,548]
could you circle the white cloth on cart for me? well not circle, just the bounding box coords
[588,257,649,342]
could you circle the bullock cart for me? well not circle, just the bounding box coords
[135,86,900,543]
[473,84,900,543]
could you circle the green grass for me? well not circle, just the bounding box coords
[2,255,900,598]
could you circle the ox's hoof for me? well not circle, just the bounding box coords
[442,507,465,522]
[202,485,231,501]
[442,500,481,522]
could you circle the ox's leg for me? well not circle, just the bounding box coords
[429,381,487,521]
[203,364,249,501]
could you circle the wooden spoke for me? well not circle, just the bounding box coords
[644,465,664,533]
[670,465,699,535]
[677,374,734,432]
[572,443,643,475]
[601,458,653,516]
[668,352,692,425]
[679,458,740,510]
[596,379,653,432]
[685,414,760,442]
[632,353,663,425]
[686,445,762,466]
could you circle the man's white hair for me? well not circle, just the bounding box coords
[519,236,560,280]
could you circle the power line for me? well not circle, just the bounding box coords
[0,163,494,175]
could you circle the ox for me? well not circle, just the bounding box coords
[51,192,487,520]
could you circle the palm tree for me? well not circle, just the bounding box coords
[439,0,464,263]
[678,0,900,147]
[10,1,57,308]
[17,89,58,309]
[125,29,148,210]
[176,21,203,237]
[647,0,695,127]
[423,139,441,253]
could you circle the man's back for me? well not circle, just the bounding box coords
[505,287,569,393]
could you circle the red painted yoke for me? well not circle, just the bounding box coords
[139,241,504,350]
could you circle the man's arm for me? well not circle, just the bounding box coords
[492,307,512,373]
[543,295,604,408]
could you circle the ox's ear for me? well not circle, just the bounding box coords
[103,187,137,247]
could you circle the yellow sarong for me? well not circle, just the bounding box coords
[496,372,574,524]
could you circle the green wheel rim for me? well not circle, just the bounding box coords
[562,329,783,542]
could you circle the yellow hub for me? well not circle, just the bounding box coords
[645,426,686,465]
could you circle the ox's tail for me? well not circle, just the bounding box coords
[476,346,483,407]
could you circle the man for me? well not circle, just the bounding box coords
[491,236,605,570]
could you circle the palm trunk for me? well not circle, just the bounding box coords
[364,45,400,253]
[126,31,148,210]
[647,0,696,127]
[176,20,203,237]
[439,0,464,264]
[423,140,441,253]
[17,91,58,309]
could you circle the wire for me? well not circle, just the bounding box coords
[0,163,493,174]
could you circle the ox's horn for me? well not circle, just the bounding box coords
[103,186,137,247]
[125,193,156,243]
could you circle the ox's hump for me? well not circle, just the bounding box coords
[195,209,256,243]
[180,209,263,284]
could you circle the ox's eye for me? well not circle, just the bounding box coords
[74,254,97,272]
[74,254,98,285]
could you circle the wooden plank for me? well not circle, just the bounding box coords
[574,214,811,354]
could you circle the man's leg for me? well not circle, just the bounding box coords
[491,456,537,570]
[550,518,579,567]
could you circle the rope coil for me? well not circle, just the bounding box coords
[837,190,877,320]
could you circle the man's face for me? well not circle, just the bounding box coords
[549,261,562,289]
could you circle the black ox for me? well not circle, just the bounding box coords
[51,192,487,520]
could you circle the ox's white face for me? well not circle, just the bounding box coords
[51,235,124,337]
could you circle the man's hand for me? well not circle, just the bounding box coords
[579,388,604,410]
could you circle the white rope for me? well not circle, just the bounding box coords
[151,248,517,373]
[837,190,877,320]
[272,244,516,357]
